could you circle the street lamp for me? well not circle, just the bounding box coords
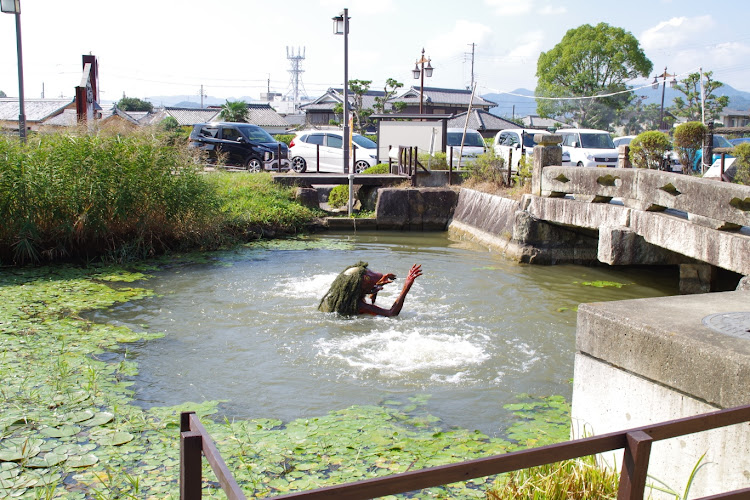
[1,0,26,142]
[332,9,350,174]
[652,67,677,131]
[412,48,434,114]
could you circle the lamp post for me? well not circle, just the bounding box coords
[333,9,350,174]
[652,67,676,131]
[1,0,26,143]
[412,48,433,114]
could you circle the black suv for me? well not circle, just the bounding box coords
[189,122,290,171]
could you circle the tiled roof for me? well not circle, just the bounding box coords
[398,87,496,108]
[300,88,393,112]
[0,98,74,122]
[448,109,520,132]
[164,107,220,126]
[246,103,289,128]
[40,108,78,126]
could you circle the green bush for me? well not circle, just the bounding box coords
[732,142,750,185]
[361,163,390,174]
[273,134,295,146]
[629,131,671,169]
[328,184,350,209]
[673,121,707,173]
[466,149,507,185]
[417,152,450,170]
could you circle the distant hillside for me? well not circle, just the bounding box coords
[483,83,750,120]
[144,95,256,108]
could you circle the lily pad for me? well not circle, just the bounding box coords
[83,411,114,427]
[66,454,99,468]
[40,425,80,438]
[95,431,134,446]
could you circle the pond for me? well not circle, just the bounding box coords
[88,231,678,437]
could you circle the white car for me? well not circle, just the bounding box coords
[558,128,618,167]
[493,128,572,170]
[289,130,378,173]
[446,128,486,165]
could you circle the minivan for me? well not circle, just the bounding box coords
[189,122,290,171]
[558,128,618,168]
[446,128,486,165]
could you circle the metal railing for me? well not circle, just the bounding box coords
[180,403,750,500]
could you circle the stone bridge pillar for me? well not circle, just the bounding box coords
[531,134,562,196]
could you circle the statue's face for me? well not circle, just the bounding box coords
[360,269,384,295]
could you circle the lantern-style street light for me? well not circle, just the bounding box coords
[412,48,434,114]
[652,67,677,131]
[332,9,350,174]
[1,0,26,142]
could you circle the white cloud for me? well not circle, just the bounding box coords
[640,16,715,50]
[484,0,534,16]
[539,5,566,15]
[428,20,493,59]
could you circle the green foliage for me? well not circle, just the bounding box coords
[673,121,707,173]
[219,100,249,122]
[671,71,729,122]
[629,131,671,169]
[732,142,750,185]
[117,96,153,112]
[347,79,374,133]
[535,23,652,130]
[418,152,450,170]
[273,134,295,146]
[0,131,222,265]
[616,101,673,135]
[516,154,533,184]
[159,116,179,131]
[466,149,507,185]
[373,78,405,115]
[328,184,350,209]
[361,163,390,174]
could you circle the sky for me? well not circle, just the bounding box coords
[1,0,750,110]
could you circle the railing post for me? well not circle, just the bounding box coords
[617,430,653,500]
[181,412,203,500]
[316,143,320,173]
[507,148,513,186]
[277,144,282,171]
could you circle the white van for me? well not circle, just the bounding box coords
[558,128,618,167]
[446,128,486,165]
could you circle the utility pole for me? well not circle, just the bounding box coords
[199,85,207,108]
[465,43,476,90]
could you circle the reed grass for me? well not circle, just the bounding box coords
[0,130,318,265]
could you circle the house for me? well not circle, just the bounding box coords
[397,86,496,115]
[0,98,75,132]
[719,109,750,128]
[447,109,521,139]
[300,88,391,129]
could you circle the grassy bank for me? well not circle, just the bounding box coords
[0,131,319,266]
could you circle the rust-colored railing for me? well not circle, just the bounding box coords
[180,404,750,500]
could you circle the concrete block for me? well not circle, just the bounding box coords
[525,195,632,230]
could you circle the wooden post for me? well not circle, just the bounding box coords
[180,412,203,500]
[277,144,282,171]
[316,144,320,173]
[617,430,652,500]
[507,149,513,186]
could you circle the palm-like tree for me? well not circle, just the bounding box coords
[219,100,249,122]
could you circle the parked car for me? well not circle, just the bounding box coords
[288,130,378,173]
[493,128,573,171]
[612,135,635,148]
[558,128,618,168]
[729,137,750,146]
[446,128,486,165]
[188,122,289,171]
[693,134,734,172]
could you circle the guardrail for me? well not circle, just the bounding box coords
[180,403,750,500]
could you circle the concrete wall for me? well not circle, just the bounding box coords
[572,291,750,498]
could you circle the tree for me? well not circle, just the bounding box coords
[671,71,729,123]
[629,131,671,169]
[373,78,405,114]
[117,96,153,112]
[673,121,707,174]
[535,23,652,130]
[615,100,673,135]
[346,79,373,133]
[219,100,248,122]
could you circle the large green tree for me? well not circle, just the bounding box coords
[219,100,249,122]
[671,71,729,123]
[535,23,652,130]
[117,96,153,112]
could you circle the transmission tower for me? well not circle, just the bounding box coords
[285,46,307,111]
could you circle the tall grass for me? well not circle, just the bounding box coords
[0,130,318,265]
